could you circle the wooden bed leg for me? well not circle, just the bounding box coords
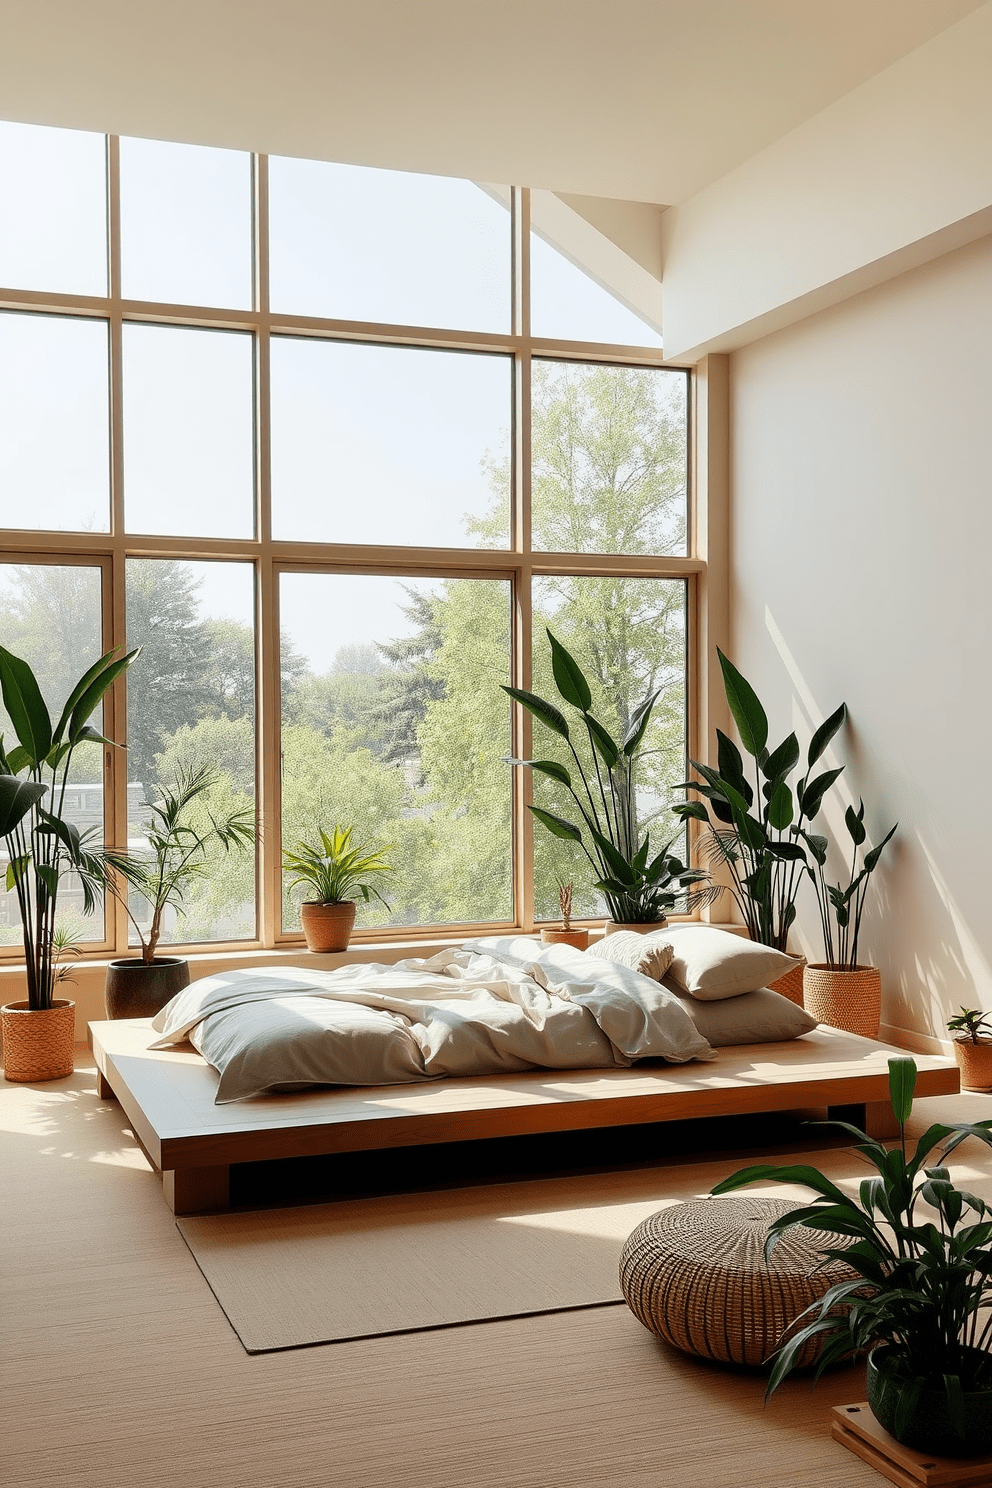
[863,1101,901,1140]
[96,1068,115,1101]
[163,1165,231,1216]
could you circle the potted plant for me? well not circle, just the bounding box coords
[540,882,590,950]
[713,1056,992,1457]
[504,630,715,932]
[104,765,255,1018]
[283,824,393,952]
[800,800,896,1038]
[673,649,846,1000]
[0,642,138,1081]
[947,1007,992,1091]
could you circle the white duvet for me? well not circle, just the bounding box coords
[150,937,715,1103]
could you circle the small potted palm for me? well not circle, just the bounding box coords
[947,1007,992,1091]
[540,882,590,950]
[104,765,255,1017]
[283,824,393,952]
[0,642,138,1080]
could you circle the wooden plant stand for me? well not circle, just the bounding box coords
[832,1403,992,1487]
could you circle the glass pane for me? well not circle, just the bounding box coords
[280,572,511,932]
[0,562,106,949]
[271,340,509,547]
[269,158,510,332]
[531,360,687,556]
[122,324,254,538]
[0,312,110,532]
[125,559,256,946]
[530,576,687,922]
[530,233,662,347]
[0,120,107,296]
[120,136,252,309]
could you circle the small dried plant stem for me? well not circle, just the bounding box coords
[558,881,573,931]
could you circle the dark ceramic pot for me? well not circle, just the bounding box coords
[104,957,191,1019]
[867,1347,992,1458]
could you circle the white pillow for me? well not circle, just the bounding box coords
[586,931,675,980]
[673,985,817,1046]
[656,925,801,1001]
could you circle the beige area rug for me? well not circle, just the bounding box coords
[178,1147,865,1353]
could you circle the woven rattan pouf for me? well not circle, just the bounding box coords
[619,1196,856,1368]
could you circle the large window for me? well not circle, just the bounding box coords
[0,119,694,956]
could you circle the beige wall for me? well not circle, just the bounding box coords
[729,232,992,1045]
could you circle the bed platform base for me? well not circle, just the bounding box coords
[88,1019,958,1216]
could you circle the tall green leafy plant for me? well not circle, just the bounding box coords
[803,800,896,969]
[0,644,139,1010]
[503,629,714,923]
[713,1058,992,1437]
[673,650,846,951]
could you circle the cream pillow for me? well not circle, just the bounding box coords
[673,985,817,1045]
[587,931,675,981]
[657,925,801,1001]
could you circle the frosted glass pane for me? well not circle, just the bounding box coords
[530,233,662,347]
[531,360,687,556]
[122,324,254,538]
[0,312,110,531]
[280,571,512,931]
[121,137,252,308]
[271,339,509,547]
[0,121,107,296]
[270,158,510,331]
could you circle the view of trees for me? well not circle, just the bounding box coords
[0,361,688,945]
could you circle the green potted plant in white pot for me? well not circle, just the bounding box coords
[0,642,138,1081]
[504,630,716,933]
[713,1056,992,1458]
[283,824,393,953]
[104,765,255,1018]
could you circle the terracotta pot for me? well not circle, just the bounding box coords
[602,920,669,936]
[105,957,191,1019]
[540,928,590,950]
[300,900,357,953]
[953,1036,992,1091]
[803,964,881,1039]
[1,998,75,1082]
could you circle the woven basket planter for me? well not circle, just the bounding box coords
[803,964,881,1039]
[619,1196,856,1368]
[1,999,76,1082]
[768,957,807,1007]
[953,1037,992,1091]
[602,920,669,936]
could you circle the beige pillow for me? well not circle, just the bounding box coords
[657,925,801,1001]
[673,985,817,1046]
[587,931,675,981]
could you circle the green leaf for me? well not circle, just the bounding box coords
[502,686,570,741]
[51,648,131,747]
[801,831,828,866]
[528,804,582,842]
[764,840,806,862]
[888,1057,917,1125]
[716,729,749,795]
[0,775,47,836]
[762,733,800,783]
[766,780,794,831]
[67,649,139,743]
[717,649,768,758]
[621,690,660,757]
[590,827,636,886]
[585,713,619,770]
[864,823,897,874]
[0,646,52,765]
[506,757,573,789]
[845,801,867,846]
[672,800,708,822]
[799,767,844,819]
[807,703,847,766]
[546,630,593,712]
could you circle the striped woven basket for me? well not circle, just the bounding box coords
[619,1196,857,1368]
[803,964,881,1039]
[768,956,806,1007]
[1,999,75,1082]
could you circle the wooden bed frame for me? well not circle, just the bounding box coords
[88,1017,960,1215]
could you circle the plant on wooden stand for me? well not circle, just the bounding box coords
[103,765,255,1018]
[947,1007,992,1092]
[713,1057,992,1458]
[0,642,138,1080]
[283,824,393,953]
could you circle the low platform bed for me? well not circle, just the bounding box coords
[89,1017,959,1215]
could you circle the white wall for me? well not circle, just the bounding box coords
[730,233,992,1044]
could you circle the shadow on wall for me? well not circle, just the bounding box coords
[761,606,992,1040]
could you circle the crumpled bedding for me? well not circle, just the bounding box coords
[150,939,715,1103]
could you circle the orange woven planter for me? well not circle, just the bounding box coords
[300,900,357,953]
[803,964,881,1039]
[540,928,590,949]
[602,920,669,936]
[768,957,807,1007]
[1,999,76,1082]
[953,1037,992,1091]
